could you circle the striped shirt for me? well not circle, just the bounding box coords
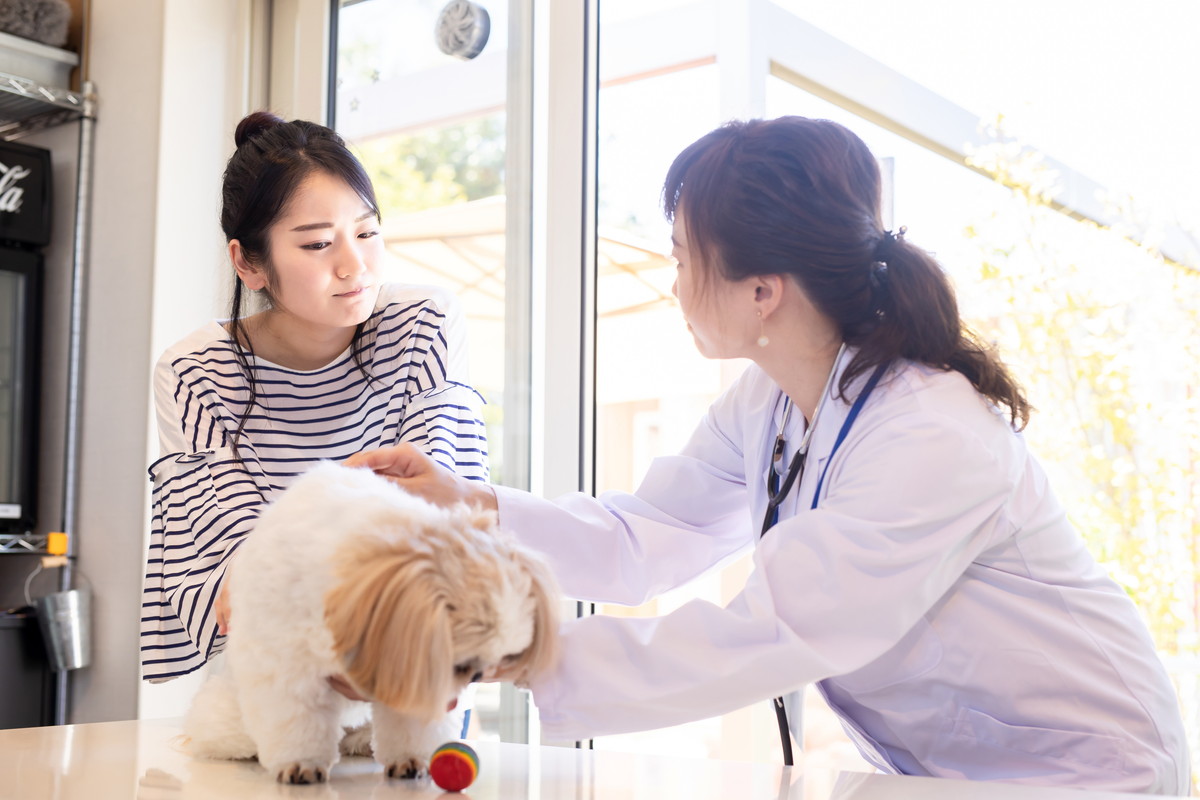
[140,284,488,682]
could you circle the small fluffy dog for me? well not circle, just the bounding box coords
[184,462,559,783]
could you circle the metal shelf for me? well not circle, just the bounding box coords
[0,70,91,140]
[0,532,48,554]
[0,70,96,565]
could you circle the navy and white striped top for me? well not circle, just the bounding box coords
[140,284,488,682]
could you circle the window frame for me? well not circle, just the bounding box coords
[280,0,599,746]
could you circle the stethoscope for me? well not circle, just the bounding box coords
[759,345,890,766]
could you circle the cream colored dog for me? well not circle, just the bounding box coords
[183,462,559,784]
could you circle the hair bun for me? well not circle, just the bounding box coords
[235,111,286,148]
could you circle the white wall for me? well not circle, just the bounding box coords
[137,0,265,721]
[62,0,166,725]
[41,0,260,723]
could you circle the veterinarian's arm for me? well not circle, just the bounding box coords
[354,367,757,605]
[477,375,755,605]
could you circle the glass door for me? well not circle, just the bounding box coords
[333,0,533,742]
[335,0,519,481]
[592,0,769,764]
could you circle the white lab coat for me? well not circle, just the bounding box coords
[495,353,1190,793]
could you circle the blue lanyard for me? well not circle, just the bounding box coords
[809,360,890,509]
[762,361,889,535]
[760,359,889,767]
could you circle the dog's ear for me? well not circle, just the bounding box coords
[325,537,454,721]
[505,548,561,686]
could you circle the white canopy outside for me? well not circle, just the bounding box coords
[380,195,677,321]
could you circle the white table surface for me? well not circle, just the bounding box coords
[0,718,1188,800]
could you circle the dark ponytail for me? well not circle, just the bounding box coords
[220,111,382,456]
[859,231,1030,428]
[663,116,1030,429]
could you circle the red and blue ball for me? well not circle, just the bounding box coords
[430,741,479,792]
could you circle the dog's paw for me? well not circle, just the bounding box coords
[384,757,427,780]
[276,762,330,784]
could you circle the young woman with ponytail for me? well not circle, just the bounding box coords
[348,117,1188,792]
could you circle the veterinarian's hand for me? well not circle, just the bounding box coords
[344,444,497,512]
[480,660,531,687]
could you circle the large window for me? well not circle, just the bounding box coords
[763,27,1200,791]
[335,0,516,479]
[596,0,1200,783]
[324,1,1200,787]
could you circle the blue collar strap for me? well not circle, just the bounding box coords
[810,361,890,509]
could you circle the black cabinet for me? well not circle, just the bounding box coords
[0,608,53,728]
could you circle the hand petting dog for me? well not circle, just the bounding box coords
[345,443,497,512]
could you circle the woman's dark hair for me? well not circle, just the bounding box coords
[663,116,1030,429]
[221,111,382,452]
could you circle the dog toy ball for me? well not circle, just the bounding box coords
[430,741,479,792]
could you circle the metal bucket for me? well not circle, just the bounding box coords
[35,587,91,672]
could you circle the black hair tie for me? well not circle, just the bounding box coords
[873,225,907,263]
[869,260,890,289]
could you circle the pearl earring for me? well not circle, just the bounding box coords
[757,311,769,348]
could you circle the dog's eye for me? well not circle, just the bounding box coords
[453,661,484,683]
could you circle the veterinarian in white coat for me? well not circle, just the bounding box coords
[348,116,1190,793]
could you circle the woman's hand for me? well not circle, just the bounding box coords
[344,444,497,512]
[215,579,232,636]
[327,674,367,701]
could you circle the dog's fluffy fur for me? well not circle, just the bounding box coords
[184,462,559,783]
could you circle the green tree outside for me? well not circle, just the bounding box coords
[961,123,1200,787]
